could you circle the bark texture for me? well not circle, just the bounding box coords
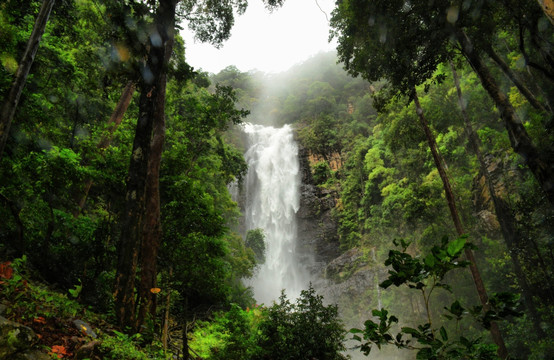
[0,0,56,161]
[114,0,177,330]
[136,29,175,331]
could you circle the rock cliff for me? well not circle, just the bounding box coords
[295,139,341,278]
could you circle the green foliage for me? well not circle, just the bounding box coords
[190,286,347,360]
[161,77,252,315]
[245,228,266,264]
[68,279,82,299]
[351,236,522,359]
[255,285,347,360]
[312,161,333,185]
[99,331,149,360]
[99,331,170,360]
[190,304,265,359]
[298,114,342,161]
[1,256,83,320]
[380,236,472,291]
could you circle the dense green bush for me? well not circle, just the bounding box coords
[255,286,347,360]
[190,285,347,360]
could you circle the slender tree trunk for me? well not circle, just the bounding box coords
[114,0,177,331]
[98,81,136,149]
[0,0,56,161]
[161,267,172,351]
[484,47,551,114]
[457,29,554,206]
[413,90,509,359]
[450,62,545,337]
[136,28,175,331]
[73,81,135,217]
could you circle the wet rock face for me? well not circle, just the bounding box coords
[0,316,38,360]
[325,247,365,281]
[321,247,387,302]
[295,140,341,277]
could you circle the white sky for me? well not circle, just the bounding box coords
[180,0,337,74]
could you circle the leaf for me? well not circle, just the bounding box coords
[0,262,13,279]
[447,236,466,257]
[416,347,434,359]
[33,316,47,324]
[439,326,448,341]
[424,254,435,268]
[401,327,421,337]
[51,345,71,358]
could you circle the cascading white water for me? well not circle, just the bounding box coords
[242,123,309,305]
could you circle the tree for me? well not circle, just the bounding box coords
[0,0,55,161]
[114,0,178,330]
[329,2,510,354]
[329,0,554,205]
[255,286,347,360]
[113,0,286,331]
[449,61,544,337]
[412,89,508,358]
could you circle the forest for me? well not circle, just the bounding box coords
[0,0,553,359]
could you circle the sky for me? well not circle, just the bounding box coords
[180,0,338,74]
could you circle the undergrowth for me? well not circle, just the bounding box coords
[0,256,172,359]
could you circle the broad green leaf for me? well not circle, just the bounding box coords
[447,236,466,257]
[424,253,435,268]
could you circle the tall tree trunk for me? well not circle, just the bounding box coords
[413,90,509,359]
[450,62,545,337]
[113,82,153,330]
[456,29,554,206]
[114,0,177,331]
[74,81,135,217]
[484,46,551,114]
[161,267,172,351]
[136,29,175,331]
[0,0,56,161]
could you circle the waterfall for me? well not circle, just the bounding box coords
[242,123,309,305]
